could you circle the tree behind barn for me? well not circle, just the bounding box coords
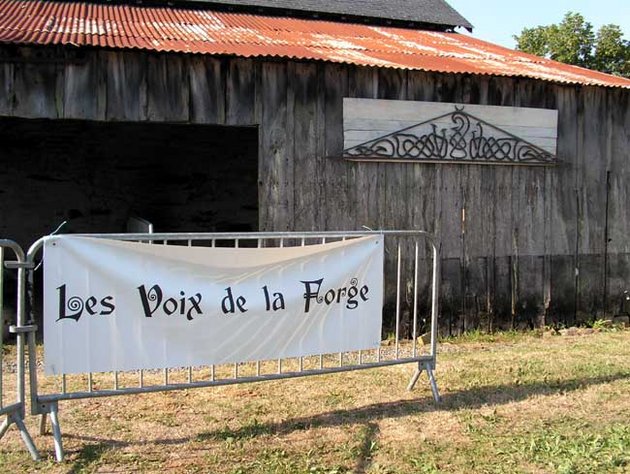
[514,12,630,77]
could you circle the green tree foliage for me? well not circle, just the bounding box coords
[514,12,630,77]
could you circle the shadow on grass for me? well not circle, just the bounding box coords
[68,442,112,473]
[62,370,629,451]
[195,371,630,440]
[354,422,379,474]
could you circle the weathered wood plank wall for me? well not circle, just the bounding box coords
[1,46,628,334]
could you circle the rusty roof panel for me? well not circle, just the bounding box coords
[0,0,628,89]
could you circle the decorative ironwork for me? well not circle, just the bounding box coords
[343,106,557,165]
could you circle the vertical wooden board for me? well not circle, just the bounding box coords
[552,86,578,255]
[486,77,515,327]
[607,89,630,253]
[429,74,464,329]
[605,89,630,309]
[433,74,462,262]
[291,62,319,230]
[515,80,549,260]
[13,57,63,118]
[576,255,603,322]
[492,256,513,329]
[0,61,13,116]
[105,51,147,121]
[406,68,438,267]
[312,63,327,231]
[458,75,491,324]
[376,68,418,330]
[476,77,498,321]
[226,58,257,126]
[407,161,437,319]
[322,63,350,230]
[437,161,463,332]
[63,52,103,120]
[259,61,290,231]
[406,70,437,239]
[549,85,578,323]
[548,255,576,325]
[347,67,379,230]
[377,68,408,230]
[407,70,436,102]
[513,79,549,327]
[514,255,545,328]
[348,66,378,98]
[188,56,225,125]
[285,63,296,231]
[408,67,438,307]
[463,257,490,330]
[577,87,607,254]
[576,87,607,319]
[147,54,189,121]
[461,157,485,324]
[440,257,463,335]
[606,254,630,316]
[540,79,559,323]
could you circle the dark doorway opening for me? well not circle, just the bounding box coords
[0,117,259,249]
[0,117,259,335]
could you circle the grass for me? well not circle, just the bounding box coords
[0,330,628,473]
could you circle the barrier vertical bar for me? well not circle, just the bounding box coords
[407,235,441,402]
[15,245,40,457]
[0,240,40,460]
[412,242,419,358]
[0,246,3,411]
[430,239,440,363]
[395,242,402,359]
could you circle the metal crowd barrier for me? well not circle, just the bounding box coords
[0,240,39,460]
[24,230,440,462]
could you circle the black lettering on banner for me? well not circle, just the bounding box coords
[56,284,116,322]
[346,286,359,310]
[163,298,178,315]
[138,284,204,319]
[301,278,324,313]
[301,278,371,313]
[57,284,82,321]
[359,285,370,302]
[100,296,115,315]
[137,284,163,318]
[186,293,203,320]
[262,286,285,311]
[221,287,247,314]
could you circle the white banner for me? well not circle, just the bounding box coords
[43,236,384,375]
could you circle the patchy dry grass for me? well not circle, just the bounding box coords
[1,330,629,473]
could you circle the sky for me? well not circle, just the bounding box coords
[445,0,630,49]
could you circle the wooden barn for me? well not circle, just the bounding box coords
[0,0,629,334]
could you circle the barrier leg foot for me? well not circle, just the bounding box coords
[406,364,423,391]
[39,413,47,435]
[426,368,441,403]
[0,416,10,440]
[11,413,41,461]
[49,403,64,462]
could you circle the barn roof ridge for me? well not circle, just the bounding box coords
[0,0,628,89]
[158,0,474,31]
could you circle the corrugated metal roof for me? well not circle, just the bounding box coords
[0,0,628,89]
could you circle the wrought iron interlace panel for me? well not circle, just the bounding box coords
[343,107,557,165]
